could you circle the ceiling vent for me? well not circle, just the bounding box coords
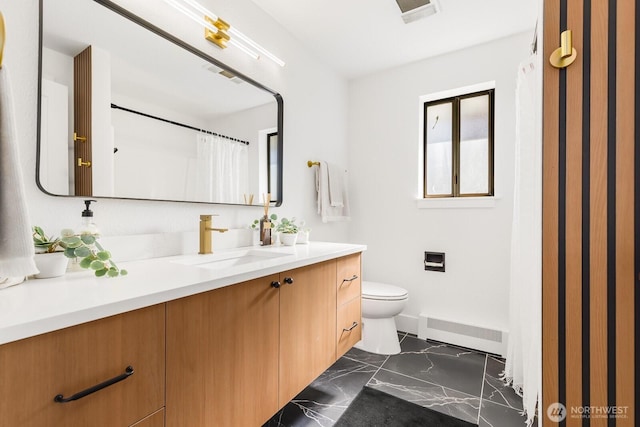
[395,0,440,24]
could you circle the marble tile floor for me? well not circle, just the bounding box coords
[264,332,528,427]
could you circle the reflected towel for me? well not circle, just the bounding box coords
[315,161,350,222]
[0,66,38,281]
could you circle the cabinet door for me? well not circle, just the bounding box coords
[279,260,337,406]
[0,304,165,427]
[166,275,280,427]
[130,409,164,427]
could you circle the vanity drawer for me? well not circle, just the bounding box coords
[0,304,165,427]
[336,297,362,358]
[336,253,361,305]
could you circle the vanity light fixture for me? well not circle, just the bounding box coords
[163,0,285,67]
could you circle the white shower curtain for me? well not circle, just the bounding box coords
[504,56,542,426]
[196,133,248,203]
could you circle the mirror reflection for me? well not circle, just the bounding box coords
[38,0,282,205]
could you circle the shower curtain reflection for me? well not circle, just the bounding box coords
[196,133,249,204]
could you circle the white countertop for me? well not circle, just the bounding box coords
[0,242,366,346]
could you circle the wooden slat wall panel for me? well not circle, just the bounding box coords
[543,0,637,425]
[615,1,635,426]
[565,0,584,424]
[73,46,92,196]
[542,1,560,421]
[589,1,608,424]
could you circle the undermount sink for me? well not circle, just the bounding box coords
[171,249,292,270]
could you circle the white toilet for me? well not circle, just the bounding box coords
[355,281,409,355]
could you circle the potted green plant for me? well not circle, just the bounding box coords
[32,226,127,278]
[275,217,299,246]
[59,229,128,277]
[32,226,69,278]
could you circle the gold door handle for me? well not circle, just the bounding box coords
[77,157,91,167]
[550,30,577,69]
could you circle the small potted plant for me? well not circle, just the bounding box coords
[276,217,299,246]
[32,226,127,278]
[59,229,128,277]
[32,226,69,278]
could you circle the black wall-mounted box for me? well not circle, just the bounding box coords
[424,252,445,272]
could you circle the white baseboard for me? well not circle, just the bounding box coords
[395,313,419,335]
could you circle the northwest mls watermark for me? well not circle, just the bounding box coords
[547,402,629,422]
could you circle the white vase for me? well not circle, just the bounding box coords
[33,252,69,279]
[280,233,298,246]
[297,230,310,244]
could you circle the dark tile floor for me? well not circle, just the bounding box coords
[264,332,528,427]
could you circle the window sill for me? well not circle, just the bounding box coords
[416,197,499,209]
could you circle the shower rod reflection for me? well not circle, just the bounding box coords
[110,103,250,145]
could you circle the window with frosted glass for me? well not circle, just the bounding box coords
[425,102,453,196]
[423,89,494,198]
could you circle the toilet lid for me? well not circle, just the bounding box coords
[362,281,408,301]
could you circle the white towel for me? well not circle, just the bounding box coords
[315,161,350,222]
[327,162,344,207]
[0,66,38,283]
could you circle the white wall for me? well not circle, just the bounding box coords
[347,32,532,334]
[0,0,349,242]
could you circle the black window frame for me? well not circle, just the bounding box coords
[266,131,279,202]
[423,89,495,198]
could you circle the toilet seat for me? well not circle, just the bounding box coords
[362,281,408,301]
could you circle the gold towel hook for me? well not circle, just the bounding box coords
[549,30,577,69]
[77,157,91,168]
[307,161,320,168]
[73,132,87,142]
[0,12,6,69]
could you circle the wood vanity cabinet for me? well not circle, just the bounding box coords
[0,252,362,427]
[166,274,281,427]
[165,255,361,426]
[278,260,338,406]
[0,304,165,427]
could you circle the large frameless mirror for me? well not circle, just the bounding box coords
[37,0,283,206]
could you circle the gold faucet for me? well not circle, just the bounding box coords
[199,215,228,254]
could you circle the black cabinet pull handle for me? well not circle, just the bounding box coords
[283,277,294,285]
[343,321,358,332]
[341,275,359,285]
[54,366,134,403]
[271,281,281,288]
